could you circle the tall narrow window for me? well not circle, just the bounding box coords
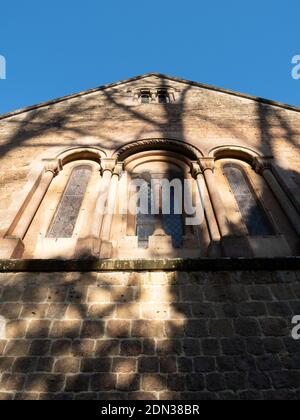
[223,165,274,236]
[140,90,151,104]
[157,90,169,104]
[162,187,183,247]
[47,166,92,238]
[136,182,155,248]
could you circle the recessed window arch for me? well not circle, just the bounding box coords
[223,163,274,236]
[124,152,197,251]
[111,143,209,259]
[22,158,101,259]
[47,165,92,238]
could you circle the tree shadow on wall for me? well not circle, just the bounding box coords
[0,78,300,400]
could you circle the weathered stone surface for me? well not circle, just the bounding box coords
[0,270,298,400]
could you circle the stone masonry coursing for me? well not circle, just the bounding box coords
[0,270,299,400]
[1,74,300,233]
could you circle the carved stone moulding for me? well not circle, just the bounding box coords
[115,138,203,162]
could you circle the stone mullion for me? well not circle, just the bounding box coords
[89,158,117,247]
[191,163,221,247]
[100,162,124,243]
[198,158,231,238]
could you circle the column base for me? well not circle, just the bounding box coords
[149,234,173,251]
[248,235,292,257]
[0,238,25,259]
[207,241,222,258]
[100,241,113,259]
[221,236,253,258]
[75,238,101,259]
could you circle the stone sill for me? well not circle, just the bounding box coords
[0,257,300,272]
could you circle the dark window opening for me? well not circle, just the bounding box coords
[158,90,169,104]
[224,165,274,236]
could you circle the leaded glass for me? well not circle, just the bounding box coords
[136,180,184,248]
[162,189,183,248]
[136,182,155,248]
[224,165,273,236]
[47,166,92,238]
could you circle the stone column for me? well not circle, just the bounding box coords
[89,158,118,241]
[75,158,118,257]
[253,157,300,237]
[199,158,230,238]
[100,162,124,243]
[191,162,221,245]
[150,90,156,103]
[10,160,61,240]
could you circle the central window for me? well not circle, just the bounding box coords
[136,178,184,248]
[113,150,204,259]
[135,88,176,104]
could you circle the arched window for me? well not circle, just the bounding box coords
[140,90,151,103]
[47,165,92,238]
[112,148,208,259]
[157,90,169,104]
[223,164,274,236]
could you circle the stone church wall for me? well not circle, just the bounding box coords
[1,74,300,231]
[0,269,299,400]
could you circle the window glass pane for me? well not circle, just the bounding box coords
[141,93,150,103]
[162,188,183,248]
[224,165,273,236]
[136,182,155,248]
[47,166,92,238]
[136,180,184,248]
[158,94,168,104]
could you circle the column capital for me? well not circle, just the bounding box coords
[198,157,215,173]
[113,162,124,177]
[190,162,202,179]
[252,157,272,175]
[100,158,118,175]
[43,159,62,176]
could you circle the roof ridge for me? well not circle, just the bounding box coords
[1,72,300,120]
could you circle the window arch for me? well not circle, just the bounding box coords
[140,90,151,103]
[223,164,274,236]
[110,148,208,259]
[47,165,92,238]
[20,159,100,259]
[157,89,169,104]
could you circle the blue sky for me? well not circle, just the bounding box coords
[0,1,299,114]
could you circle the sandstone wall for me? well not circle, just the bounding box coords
[0,270,299,400]
[1,75,300,224]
